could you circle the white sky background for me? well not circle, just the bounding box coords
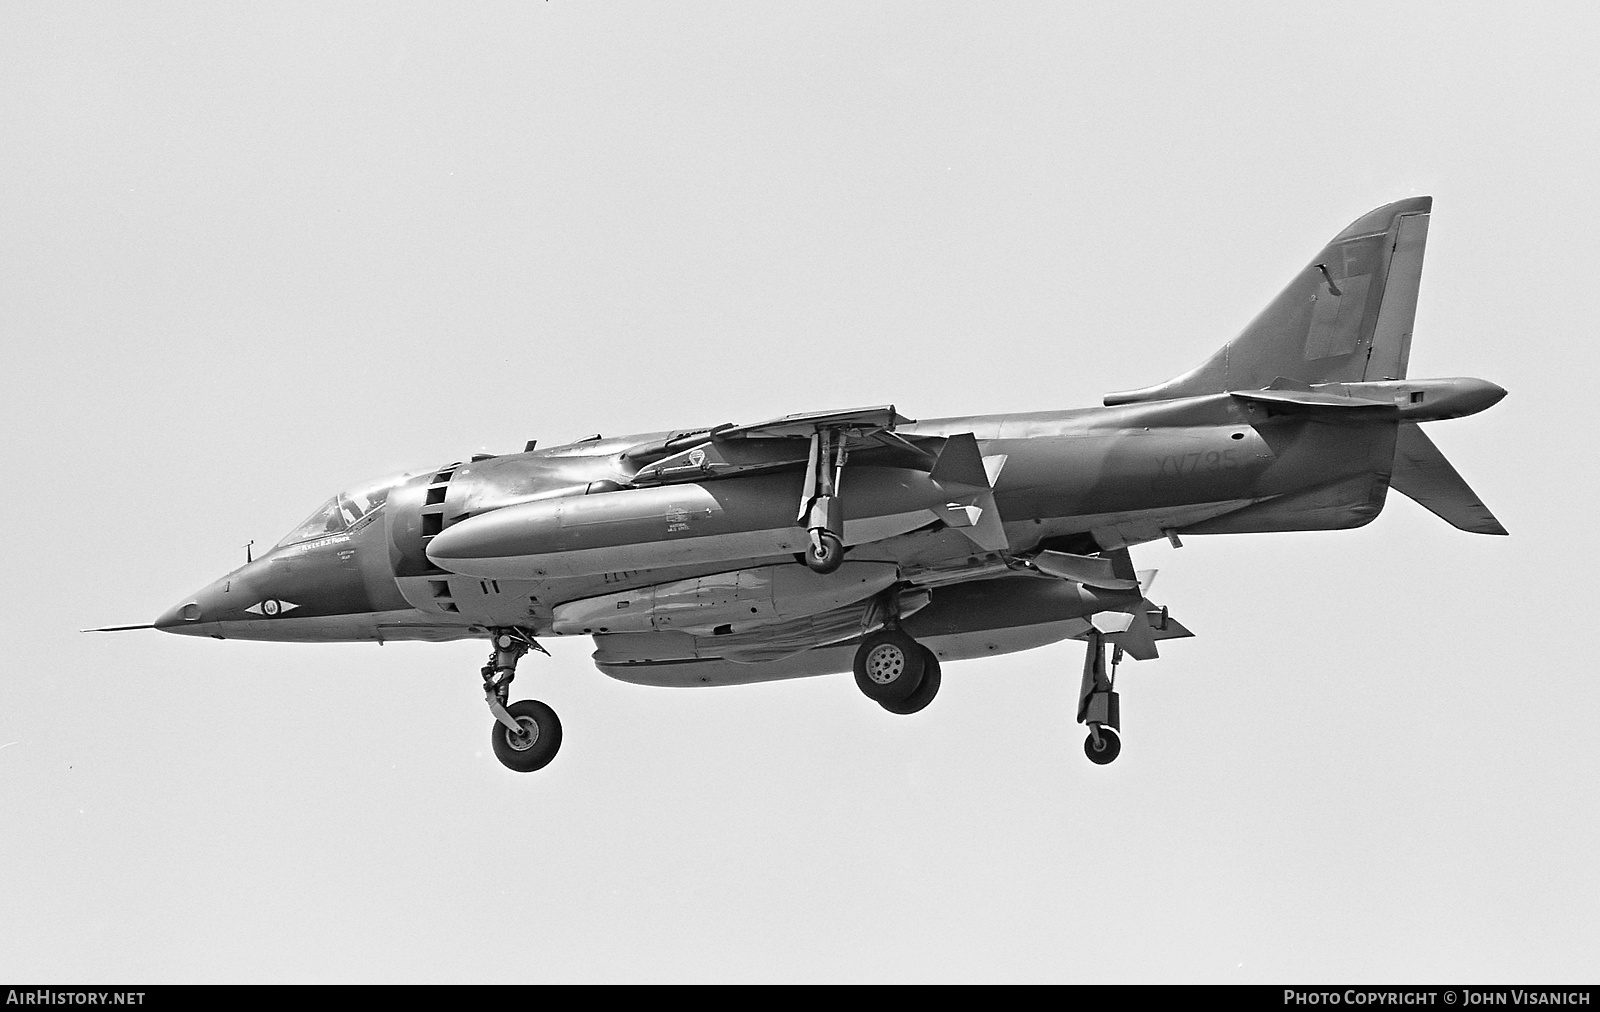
[3,2,1596,983]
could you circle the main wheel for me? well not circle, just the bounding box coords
[880,647,941,714]
[1083,726,1121,765]
[853,629,926,704]
[804,531,845,574]
[491,699,563,772]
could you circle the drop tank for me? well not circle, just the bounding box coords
[425,467,950,580]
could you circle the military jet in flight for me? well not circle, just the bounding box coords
[93,196,1505,771]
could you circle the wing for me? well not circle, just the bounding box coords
[629,404,935,486]
[714,404,914,440]
[624,404,1008,553]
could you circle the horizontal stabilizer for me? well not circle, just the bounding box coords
[1230,388,1397,421]
[1390,423,1508,535]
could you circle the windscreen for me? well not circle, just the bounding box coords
[275,474,406,548]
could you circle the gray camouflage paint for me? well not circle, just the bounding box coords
[153,197,1505,685]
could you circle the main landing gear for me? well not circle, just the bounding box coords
[852,627,941,715]
[1078,629,1122,765]
[482,628,562,773]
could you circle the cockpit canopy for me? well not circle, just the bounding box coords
[275,474,409,549]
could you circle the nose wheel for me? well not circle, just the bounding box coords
[491,699,563,772]
[481,628,561,773]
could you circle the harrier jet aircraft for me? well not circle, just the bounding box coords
[94,196,1506,771]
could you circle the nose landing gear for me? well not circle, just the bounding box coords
[491,699,562,773]
[482,628,561,773]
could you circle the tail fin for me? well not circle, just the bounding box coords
[1106,196,1433,405]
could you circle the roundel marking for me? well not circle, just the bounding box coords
[245,599,301,617]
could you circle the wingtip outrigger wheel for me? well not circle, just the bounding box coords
[805,526,845,575]
[1077,629,1123,766]
[1084,725,1121,765]
[799,426,849,574]
[481,628,561,772]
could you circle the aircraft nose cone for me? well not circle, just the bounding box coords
[154,572,240,635]
[153,598,206,633]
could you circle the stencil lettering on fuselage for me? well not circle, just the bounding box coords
[665,504,691,533]
[1154,449,1241,479]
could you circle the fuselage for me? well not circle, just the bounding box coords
[132,197,1509,770]
[154,384,1450,649]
